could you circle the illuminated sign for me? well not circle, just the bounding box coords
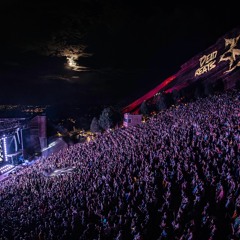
[195,34,240,77]
[219,35,240,73]
[195,51,218,76]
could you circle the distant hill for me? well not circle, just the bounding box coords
[122,27,240,114]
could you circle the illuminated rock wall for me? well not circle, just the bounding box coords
[123,27,240,114]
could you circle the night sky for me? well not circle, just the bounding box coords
[0,1,239,108]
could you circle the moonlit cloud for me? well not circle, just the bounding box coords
[41,75,80,83]
[40,18,93,72]
[42,37,93,71]
[64,49,91,72]
[12,10,94,73]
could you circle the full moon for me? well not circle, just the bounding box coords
[66,55,79,71]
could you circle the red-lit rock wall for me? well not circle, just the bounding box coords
[123,27,240,114]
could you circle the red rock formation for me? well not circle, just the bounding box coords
[122,27,240,114]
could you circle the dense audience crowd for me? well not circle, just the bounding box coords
[0,89,239,240]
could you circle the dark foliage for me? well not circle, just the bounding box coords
[98,106,122,131]
[140,101,150,116]
[90,117,101,133]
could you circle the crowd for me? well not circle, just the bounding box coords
[0,89,239,240]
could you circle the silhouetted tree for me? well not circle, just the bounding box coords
[90,117,101,133]
[204,81,214,97]
[165,93,174,107]
[99,107,121,131]
[178,87,188,103]
[194,81,205,99]
[140,101,150,116]
[156,94,167,111]
[236,79,240,89]
[171,89,181,104]
[214,78,225,93]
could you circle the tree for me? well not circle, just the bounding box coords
[236,79,240,89]
[213,78,225,93]
[98,107,121,131]
[194,81,205,99]
[140,101,150,116]
[156,94,167,111]
[204,82,214,97]
[171,89,181,104]
[90,117,101,133]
